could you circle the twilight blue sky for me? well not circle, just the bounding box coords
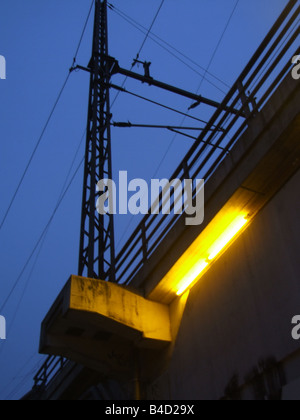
[0,0,288,400]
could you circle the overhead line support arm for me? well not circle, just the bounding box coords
[72,57,243,116]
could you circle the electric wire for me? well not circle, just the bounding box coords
[108,2,230,92]
[166,0,241,157]
[134,0,165,63]
[0,240,46,358]
[0,0,94,234]
[115,0,240,253]
[0,129,86,347]
[194,0,240,98]
[248,15,300,95]
[4,358,42,400]
[4,361,42,400]
[110,8,227,94]
[0,0,94,396]
[7,232,48,343]
[187,0,241,150]
[0,72,70,233]
[10,0,242,391]
[0,130,86,401]
[72,0,95,66]
[113,122,220,131]
[111,0,165,107]
[124,0,240,182]
[0,353,37,398]
[109,83,219,126]
[0,155,84,314]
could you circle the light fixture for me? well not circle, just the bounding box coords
[175,214,248,296]
[176,260,209,296]
[208,215,248,261]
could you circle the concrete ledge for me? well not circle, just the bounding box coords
[39,276,171,379]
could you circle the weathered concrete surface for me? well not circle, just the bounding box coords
[39,276,172,382]
[135,73,300,399]
[68,276,171,344]
[37,71,300,399]
[132,74,300,305]
[144,168,300,400]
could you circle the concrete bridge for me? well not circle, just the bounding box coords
[23,1,300,401]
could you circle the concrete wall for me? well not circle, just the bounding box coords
[32,58,300,403]
[145,168,300,400]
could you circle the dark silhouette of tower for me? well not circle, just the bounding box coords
[78,0,115,282]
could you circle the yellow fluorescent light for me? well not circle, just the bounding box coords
[208,215,248,261]
[175,215,248,296]
[176,260,209,296]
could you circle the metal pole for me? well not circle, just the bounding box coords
[78,0,116,281]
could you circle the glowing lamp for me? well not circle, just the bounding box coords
[176,215,248,296]
[208,215,248,261]
[176,260,209,296]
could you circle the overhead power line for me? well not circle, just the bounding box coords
[4,359,42,400]
[133,0,166,63]
[155,0,241,172]
[108,2,230,93]
[0,0,93,312]
[0,129,86,344]
[0,353,37,399]
[0,155,84,314]
[115,1,240,251]
[0,72,70,233]
[167,0,241,167]
[111,0,166,107]
[0,0,94,234]
[109,82,218,126]
[195,0,240,95]
[73,0,95,66]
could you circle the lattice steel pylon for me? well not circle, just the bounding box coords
[78,0,116,282]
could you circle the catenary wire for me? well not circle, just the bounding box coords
[162,0,241,167]
[4,361,41,400]
[0,129,86,350]
[0,156,84,314]
[0,0,94,234]
[73,0,95,66]
[108,2,229,94]
[0,353,37,398]
[0,1,94,397]
[133,0,166,63]
[167,0,241,156]
[194,0,240,98]
[109,83,220,126]
[2,357,43,400]
[111,0,165,107]
[115,0,240,252]
[0,72,70,233]
[248,15,300,94]
[107,2,231,87]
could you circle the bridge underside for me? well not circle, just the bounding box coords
[38,72,300,396]
[39,276,172,382]
[144,74,300,304]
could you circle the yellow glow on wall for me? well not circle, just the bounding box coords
[175,214,249,296]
